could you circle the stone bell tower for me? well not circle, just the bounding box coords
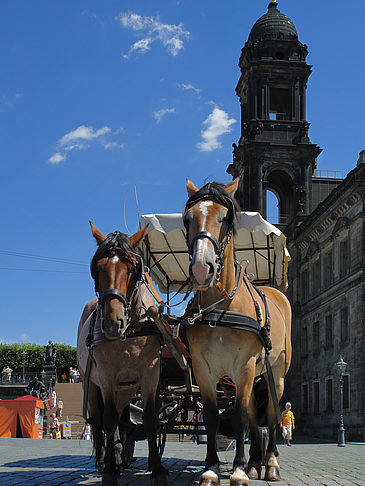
[227,0,322,227]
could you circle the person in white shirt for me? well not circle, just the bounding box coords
[51,388,57,408]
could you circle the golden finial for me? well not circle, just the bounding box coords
[271,0,277,3]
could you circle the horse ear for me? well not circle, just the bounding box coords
[224,178,239,196]
[186,178,199,197]
[129,224,149,248]
[89,221,107,246]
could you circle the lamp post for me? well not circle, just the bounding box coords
[336,355,347,447]
[22,350,26,383]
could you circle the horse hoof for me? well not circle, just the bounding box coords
[230,481,249,486]
[264,466,280,481]
[247,465,260,480]
[101,472,121,486]
[152,475,171,486]
[199,481,219,486]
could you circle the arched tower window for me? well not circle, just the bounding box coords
[266,190,279,224]
[264,169,294,225]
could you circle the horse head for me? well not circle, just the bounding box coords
[183,178,239,290]
[89,221,148,340]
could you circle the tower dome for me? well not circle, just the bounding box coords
[248,1,298,43]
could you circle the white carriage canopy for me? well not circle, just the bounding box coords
[139,212,290,295]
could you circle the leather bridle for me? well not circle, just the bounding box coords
[183,187,236,272]
[90,231,143,339]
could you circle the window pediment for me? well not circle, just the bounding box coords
[332,217,350,237]
[306,241,320,259]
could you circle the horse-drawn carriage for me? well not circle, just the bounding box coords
[77,179,292,486]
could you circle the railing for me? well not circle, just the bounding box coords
[266,214,289,225]
[313,169,345,179]
[1,371,43,385]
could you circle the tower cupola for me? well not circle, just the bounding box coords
[227,1,322,228]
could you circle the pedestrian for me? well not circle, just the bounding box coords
[51,388,57,408]
[280,401,295,446]
[76,369,80,383]
[81,423,91,440]
[56,398,64,418]
[49,413,59,439]
[4,366,13,383]
[61,372,67,383]
[50,375,56,389]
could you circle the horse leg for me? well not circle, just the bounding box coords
[194,368,220,486]
[140,368,170,486]
[87,382,105,473]
[247,394,262,480]
[263,368,285,481]
[230,358,256,486]
[101,394,121,486]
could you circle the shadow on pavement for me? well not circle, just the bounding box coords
[3,454,94,469]
[1,455,205,485]
[284,435,336,445]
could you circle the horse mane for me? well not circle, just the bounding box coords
[184,181,241,233]
[90,231,142,282]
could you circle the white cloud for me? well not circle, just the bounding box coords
[153,108,175,123]
[59,125,111,146]
[48,152,66,164]
[0,333,30,344]
[116,11,190,58]
[177,83,201,96]
[103,142,125,150]
[197,107,236,152]
[48,125,124,164]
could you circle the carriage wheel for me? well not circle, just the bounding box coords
[157,426,167,457]
[121,432,136,469]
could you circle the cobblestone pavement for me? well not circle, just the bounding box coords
[0,438,364,485]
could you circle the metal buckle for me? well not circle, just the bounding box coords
[172,323,180,339]
[208,320,216,328]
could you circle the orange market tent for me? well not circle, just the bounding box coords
[0,395,44,439]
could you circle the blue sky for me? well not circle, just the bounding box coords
[1,0,364,346]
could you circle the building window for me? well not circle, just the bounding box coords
[341,307,349,343]
[312,259,321,295]
[313,321,320,355]
[301,269,309,301]
[325,315,333,349]
[313,380,320,414]
[302,383,308,414]
[343,374,350,410]
[269,86,292,120]
[325,377,333,412]
[302,326,308,357]
[339,239,349,277]
[324,251,333,287]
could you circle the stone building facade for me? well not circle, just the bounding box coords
[227,1,365,440]
[285,158,365,441]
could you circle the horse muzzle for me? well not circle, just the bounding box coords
[189,247,217,289]
[101,315,127,340]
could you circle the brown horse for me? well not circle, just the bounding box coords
[182,179,292,486]
[77,222,169,486]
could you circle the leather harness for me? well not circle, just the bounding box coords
[181,184,282,423]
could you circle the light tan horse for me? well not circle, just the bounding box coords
[77,222,169,486]
[182,179,292,486]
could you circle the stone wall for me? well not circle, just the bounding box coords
[285,161,365,441]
